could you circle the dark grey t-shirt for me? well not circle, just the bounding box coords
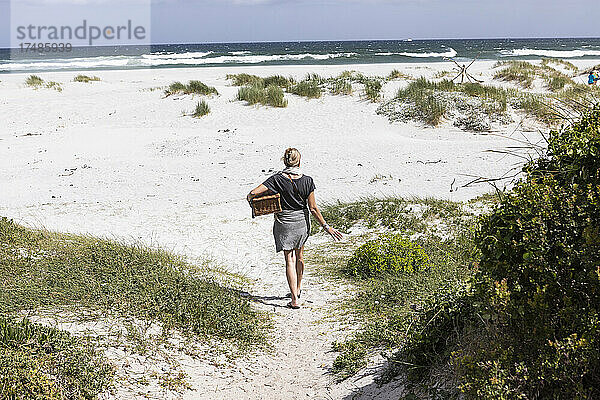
[263,173,315,211]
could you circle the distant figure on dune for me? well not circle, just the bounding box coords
[247,148,343,309]
[588,71,598,85]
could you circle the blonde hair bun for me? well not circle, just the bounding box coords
[283,148,301,167]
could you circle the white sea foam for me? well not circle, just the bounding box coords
[141,51,213,59]
[137,52,357,66]
[375,48,457,58]
[503,48,600,58]
[1,56,133,71]
[0,52,357,71]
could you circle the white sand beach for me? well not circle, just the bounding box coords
[1,60,597,399]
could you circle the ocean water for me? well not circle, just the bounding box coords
[2,38,600,73]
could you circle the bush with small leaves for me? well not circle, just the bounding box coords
[346,234,429,278]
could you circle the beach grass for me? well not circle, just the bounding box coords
[541,57,579,73]
[288,80,322,99]
[74,75,101,83]
[237,83,288,107]
[165,80,219,97]
[493,61,536,88]
[387,69,411,80]
[227,73,294,89]
[363,79,382,102]
[494,60,575,92]
[192,100,210,117]
[0,217,270,351]
[25,75,44,87]
[25,75,63,92]
[226,73,264,87]
[329,80,353,95]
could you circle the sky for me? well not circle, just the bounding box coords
[1,0,599,47]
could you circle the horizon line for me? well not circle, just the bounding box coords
[2,35,600,50]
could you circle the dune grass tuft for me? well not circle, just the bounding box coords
[192,100,210,117]
[541,58,579,73]
[363,79,382,102]
[25,75,44,87]
[237,83,288,107]
[227,73,294,89]
[74,75,100,83]
[288,80,322,99]
[493,61,536,88]
[165,80,218,97]
[494,60,575,92]
[330,80,353,95]
[387,69,411,80]
[25,75,63,92]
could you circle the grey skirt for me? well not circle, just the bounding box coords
[273,209,311,252]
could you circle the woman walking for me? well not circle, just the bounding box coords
[247,148,343,309]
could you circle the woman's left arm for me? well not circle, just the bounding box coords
[247,184,270,204]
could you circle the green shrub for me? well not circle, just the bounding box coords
[0,316,113,400]
[455,107,600,399]
[346,234,429,278]
[192,100,210,117]
[289,80,322,99]
[73,75,100,83]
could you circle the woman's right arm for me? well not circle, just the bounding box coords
[307,192,343,241]
[247,184,270,204]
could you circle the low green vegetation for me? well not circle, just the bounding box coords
[25,75,44,87]
[192,100,210,117]
[321,106,600,398]
[378,77,514,129]
[0,217,268,347]
[309,197,481,382]
[165,80,219,97]
[73,74,100,83]
[494,60,575,92]
[0,217,270,397]
[376,74,596,129]
[345,234,429,278]
[237,83,288,107]
[387,69,411,80]
[541,57,579,73]
[0,316,114,399]
[228,70,390,102]
[25,75,62,92]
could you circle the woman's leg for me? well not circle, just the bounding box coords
[284,250,299,306]
[295,247,304,295]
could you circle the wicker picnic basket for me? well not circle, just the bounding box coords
[251,193,282,218]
